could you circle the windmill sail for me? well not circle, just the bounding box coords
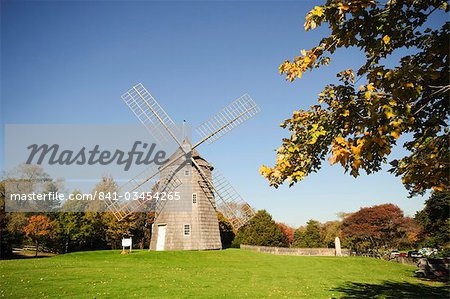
[211,169,256,230]
[193,160,255,230]
[108,83,187,222]
[106,163,182,221]
[194,94,260,146]
[121,83,181,146]
[108,83,258,236]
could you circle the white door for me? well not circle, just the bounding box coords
[156,225,166,251]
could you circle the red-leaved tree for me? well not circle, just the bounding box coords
[278,223,295,246]
[23,215,54,257]
[342,204,420,255]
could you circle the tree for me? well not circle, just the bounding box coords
[56,211,85,253]
[342,204,416,254]
[0,181,11,258]
[292,226,306,247]
[277,223,295,246]
[415,191,450,247]
[3,164,63,212]
[89,176,118,249]
[321,220,343,248]
[233,210,288,247]
[261,1,449,196]
[6,213,28,249]
[130,212,152,250]
[23,215,54,257]
[87,176,117,212]
[218,212,235,249]
[398,216,423,249]
[55,193,88,253]
[293,220,323,248]
[90,175,140,249]
[102,212,138,249]
[54,190,112,252]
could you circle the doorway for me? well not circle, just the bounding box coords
[156,224,167,251]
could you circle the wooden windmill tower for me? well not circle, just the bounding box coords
[106,83,260,251]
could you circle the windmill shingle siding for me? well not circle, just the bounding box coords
[149,144,222,250]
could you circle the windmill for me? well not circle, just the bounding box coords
[106,83,260,250]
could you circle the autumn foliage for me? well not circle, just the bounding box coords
[342,204,421,254]
[261,0,449,196]
[23,215,54,256]
[277,223,295,245]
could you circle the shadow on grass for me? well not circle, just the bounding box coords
[4,254,54,260]
[331,281,450,299]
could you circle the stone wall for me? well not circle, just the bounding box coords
[389,256,420,266]
[240,245,350,256]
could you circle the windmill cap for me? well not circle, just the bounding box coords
[161,139,213,170]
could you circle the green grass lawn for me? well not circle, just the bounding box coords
[0,249,448,298]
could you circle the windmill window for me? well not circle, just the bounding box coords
[192,193,197,204]
[184,170,190,176]
[183,224,191,236]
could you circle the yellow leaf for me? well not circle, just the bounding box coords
[312,6,324,17]
[364,91,371,99]
[383,105,395,119]
[390,119,403,128]
[432,184,446,191]
[351,159,363,170]
[384,70,394,79]
[383,35,390,44]
[367,83,375,91]
[406,82,414,88]
[328,155,337,164]
[292,170,305,178]
[276,153,285,162]
[359,85,365,92]
[335,136,346,144]
[351,145,362,158]
[391,131,401,139]
[342,110,350,117]
[259,165,271,175]
[385,111,395,119]
[303,56,311,64]
[339,4,350,12]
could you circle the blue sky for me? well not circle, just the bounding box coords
[1,1,446,226]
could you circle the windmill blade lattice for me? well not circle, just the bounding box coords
[195,94,260,146]
[193,159,255,231]
[117,162,160,196]
[106,164,182,221]
[152,169,184,219]
[210,168,256,230]
[121,83,181,145]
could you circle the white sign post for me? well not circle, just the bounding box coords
[121,237,132,253]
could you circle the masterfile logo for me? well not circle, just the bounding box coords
[25,141,168,171]
[5,124,188,180]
